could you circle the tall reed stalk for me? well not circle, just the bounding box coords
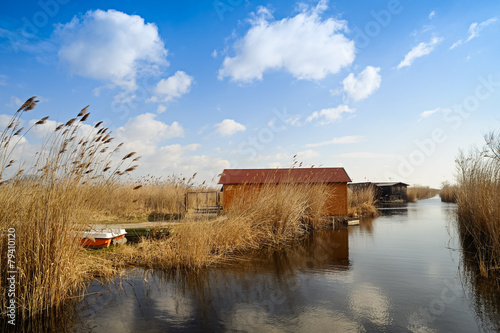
[455,132,500,279]
[0,97,138,319]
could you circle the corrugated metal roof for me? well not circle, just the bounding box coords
[373,182,409,187]
[218,168,351,185]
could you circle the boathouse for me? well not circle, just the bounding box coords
[348,182,409,202]
[218,168,351,215]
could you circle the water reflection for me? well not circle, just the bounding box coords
[11,198,500,332]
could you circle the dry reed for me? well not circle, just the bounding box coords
[347,186,378,217]
[112,182,332,270]
[440,182,458,203]
[455,131,500,279]
[407,185,439,202]
[0,98,137,319]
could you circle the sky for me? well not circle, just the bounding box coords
[0,0,499,187]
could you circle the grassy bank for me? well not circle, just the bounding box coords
[347,186,378,217]
[407,185,439,202]
[455,132,500,279]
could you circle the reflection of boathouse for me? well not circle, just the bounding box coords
[349,182,409,203]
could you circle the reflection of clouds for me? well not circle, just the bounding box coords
[151,282,194,324]
[406,312,439,333]
[349,283,390,326]
[79,274,195,332]
[224,303,278,333]
[224,305,363,333]
[294,308,364,333]
[79,279,141,332]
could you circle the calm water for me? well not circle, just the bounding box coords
[75,197,500,332]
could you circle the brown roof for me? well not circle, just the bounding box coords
[218,168,351,185]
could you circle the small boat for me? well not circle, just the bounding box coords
[81,228,127,248]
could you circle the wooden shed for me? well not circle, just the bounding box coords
[218,168,351,216]
[348,181,409,202]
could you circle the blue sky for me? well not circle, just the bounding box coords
[1,0,499,187]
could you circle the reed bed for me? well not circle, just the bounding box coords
[455,132,500,279]
[112,183,332,270]
[86,176,194,223]
[440,182,458,203]
[407,185,439,202]
[0,98,137,319]
[347,186,378,217]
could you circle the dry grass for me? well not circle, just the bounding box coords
[347,186,378,217]
[440,182,458,203]
[0,98,136,319]
[85,176,194,223]
[111,183,332,270]
[407,185,439,202]
[455,132,500,279]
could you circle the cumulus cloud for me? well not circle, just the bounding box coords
[450,17,497,49]
[152,144,230,183]
[296,149,320,160]
[149,71,194,103]
[56,9,167,92]
[115,113,184,155]
[0,114,14,129]
[218,1,355,82]
[304,135,362,148]
[397,37,442,69]
[429,11,436,19]
[214,119,246,137]
[306,105,355,125]
[0,74,7,86]
[342,66,381,101]
[156,105,167,114]
[6,96,22,109]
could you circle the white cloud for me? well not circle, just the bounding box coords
[296,149,320,160]
[218,1,355,82]
[429,11,436,19]
[304,135,362,148]
[418,107,451,120]
[397,37,442,69]
[342,66,381,101]
[0,74,7,86]
[306,105,355,125]
[115,113,184,155]
[56,9,167,92]
[214,119,246,137]
[6,96,22,109]
[450,17,497,49]
[149,71,194,103]
[337,152,395,159]
[156,105,167,114]
[152,144,230,184]
[0,114,15,129]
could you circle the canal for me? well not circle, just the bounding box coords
[75,197,500,332]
